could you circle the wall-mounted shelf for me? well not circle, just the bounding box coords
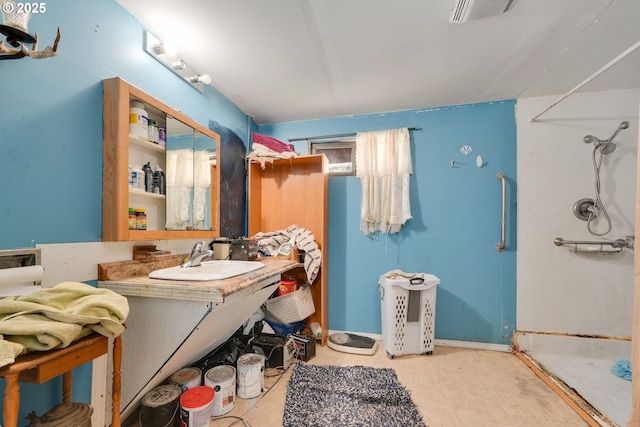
[130,135,165,153]
[129,189,166,200]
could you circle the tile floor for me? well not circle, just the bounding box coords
[208,343,589,427]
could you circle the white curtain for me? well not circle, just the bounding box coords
[193,150,211,229]
[356,128,412,235]
[165,149,193,229]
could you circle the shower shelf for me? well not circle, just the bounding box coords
[553,237,634,252]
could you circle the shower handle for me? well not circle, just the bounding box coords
[496,172,507,252]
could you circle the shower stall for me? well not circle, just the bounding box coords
[515,90,639,426]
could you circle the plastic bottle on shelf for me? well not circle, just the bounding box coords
[128,165,133,188]
[131,165,144,190]
[148,119,159,144]
[129,101,148,139]
[158,126,166,147]
[153,165,165,195]
[143,162,154,192]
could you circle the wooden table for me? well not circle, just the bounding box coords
[0,333,122,427]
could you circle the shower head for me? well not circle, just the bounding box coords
[599,142,617,155]
[582,121,629,154]
[583,135,601,145]
[607,121,630,143]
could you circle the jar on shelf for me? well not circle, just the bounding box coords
[134,208,147,230]
[128,208,136,230]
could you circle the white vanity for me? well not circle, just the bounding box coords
[97,258,298,422]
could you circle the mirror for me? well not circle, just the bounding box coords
[165,116,214,230]
[194,130,216,231]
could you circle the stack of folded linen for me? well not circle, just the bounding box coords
[247,133,298,168]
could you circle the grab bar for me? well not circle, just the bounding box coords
[554,237,634,251]
[496,172,506,252]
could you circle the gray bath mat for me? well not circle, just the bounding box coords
[283,364,426,426]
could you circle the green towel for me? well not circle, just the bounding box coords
[0,282,129,368]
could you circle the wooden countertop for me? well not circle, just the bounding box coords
[97,258,299,303]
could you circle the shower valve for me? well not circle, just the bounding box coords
[573,198,597,221]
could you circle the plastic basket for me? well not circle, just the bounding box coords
[265,286,315,324]
[264,319,305,336]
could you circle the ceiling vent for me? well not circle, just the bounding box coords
[449,0,515,23]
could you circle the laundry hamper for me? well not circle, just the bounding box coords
[379,272,439,358]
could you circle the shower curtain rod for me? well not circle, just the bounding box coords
[287,127,421,142]
[530,38,640,122]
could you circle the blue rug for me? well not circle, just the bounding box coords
[283,364,426,427]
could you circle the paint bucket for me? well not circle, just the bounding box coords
[180,386,214,427]
[236,353,265,399]
[170,367,202,392]
[139,384,182,427]
[205,365,236,416]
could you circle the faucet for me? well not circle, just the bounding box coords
[181,241,214,268]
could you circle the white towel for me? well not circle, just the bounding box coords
[253,224,322,284]
[356,128,412,235]
[247,143,298,169]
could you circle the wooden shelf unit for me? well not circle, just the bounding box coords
[248,155,329,345]
[102,77,221,241]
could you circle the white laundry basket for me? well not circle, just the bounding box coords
[379,272,439,358]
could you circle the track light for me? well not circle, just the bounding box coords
[150,41,177,56]
[187,74,212,85]
[144,30,211,93]
[172,60,186,70]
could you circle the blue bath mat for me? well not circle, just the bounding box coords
[611,359,632,381]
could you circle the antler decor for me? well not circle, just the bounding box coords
[0,27,61,60]
[0,0,61,60]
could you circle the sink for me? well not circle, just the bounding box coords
[149,260,265,281]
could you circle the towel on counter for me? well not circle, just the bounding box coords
[0,282,129,368]
[253,224,321,284]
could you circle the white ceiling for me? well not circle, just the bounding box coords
[116,0,640,125]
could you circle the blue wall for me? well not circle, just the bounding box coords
[0,0,252,420]
[0,0,517,420]
[260,102,517,344]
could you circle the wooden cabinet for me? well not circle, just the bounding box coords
[248,155,329,344]
[102,77,220,241]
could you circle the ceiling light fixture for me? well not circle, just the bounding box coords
[144,30,210,93]
[187,74,212,85]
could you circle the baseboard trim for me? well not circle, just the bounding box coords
[326,330,511,353]
[434,339,512,353]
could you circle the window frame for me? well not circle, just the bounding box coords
[309,140,357,176]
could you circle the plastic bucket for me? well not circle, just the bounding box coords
[205,365,236,416]
[170,367,202,392]
[180,386,214,427]
[236,353,265,399]
[139,384,182,427]
[278,278,298,296]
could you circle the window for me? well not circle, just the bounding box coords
[310,140,356,176]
